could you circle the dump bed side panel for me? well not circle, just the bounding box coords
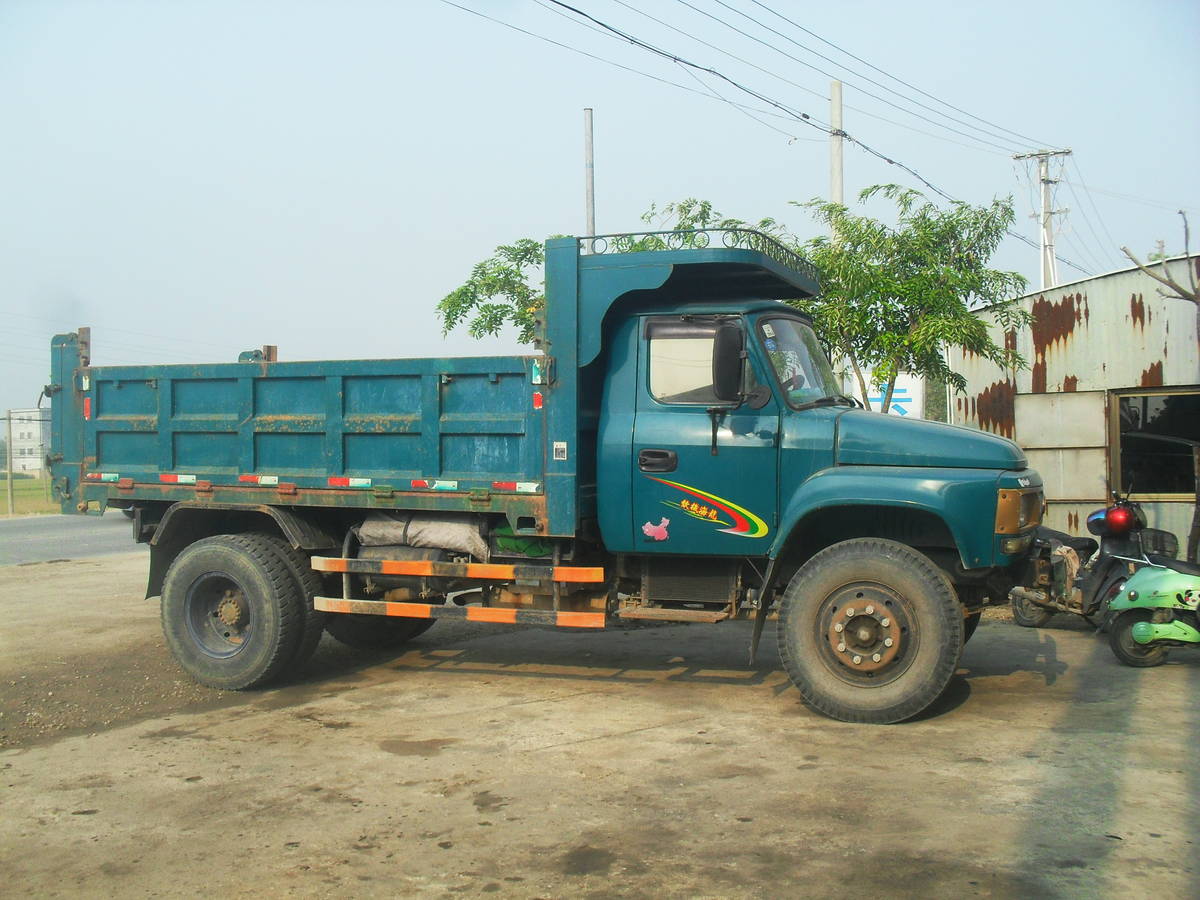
[51,345,551,523]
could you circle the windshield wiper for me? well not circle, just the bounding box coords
[803,394,857,409]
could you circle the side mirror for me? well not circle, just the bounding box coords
[712,323,744,403]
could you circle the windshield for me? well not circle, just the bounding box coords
[757,317,843,407]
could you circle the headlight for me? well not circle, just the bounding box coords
[996,488,1043,534]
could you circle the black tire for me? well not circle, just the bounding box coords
[1108,610,1168,667]
[161,534,303,689]
[963,612,982,644]
[776,538,964,724]
[1092,571,1128,634]
[1011,592,1054,628]
[324,613,435,650]
[247,532,328,668]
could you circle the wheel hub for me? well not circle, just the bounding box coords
[825,598,903,672]
[215,589,248,630]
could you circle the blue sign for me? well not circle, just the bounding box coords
[868,385,913,416]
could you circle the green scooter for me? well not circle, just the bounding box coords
[1107,559,1200,667]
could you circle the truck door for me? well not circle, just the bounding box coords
[631,316,779,555]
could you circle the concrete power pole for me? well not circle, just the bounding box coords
[583,108,596,248]
[830,80,844,212]
[5,412,13,516]
[1013,148,1072,289]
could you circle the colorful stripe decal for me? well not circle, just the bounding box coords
[313,597,606,629]
[85,472,120,483]
[159,474,197,484]
[311,556,605,584]
[646,477,769,538]
[328,477,372,488]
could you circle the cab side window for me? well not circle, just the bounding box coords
[646,318,759,405]
[648,329,720,405]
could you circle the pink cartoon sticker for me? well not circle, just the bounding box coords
[641,517,670,541]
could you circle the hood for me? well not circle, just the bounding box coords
[835,409,1026,470]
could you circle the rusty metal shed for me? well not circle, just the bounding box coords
[950,255,1199,550]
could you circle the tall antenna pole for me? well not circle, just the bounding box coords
[583,108,596,247]
[830,80,844,215]
[1014,148,1072,289]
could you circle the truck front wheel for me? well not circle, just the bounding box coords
[161,535,303,690]
[777,539,964,724]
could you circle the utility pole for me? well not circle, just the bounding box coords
[1013,148,1072,289]
[830,80,844,213]
[583,108,596,248]
[5,412,13,516]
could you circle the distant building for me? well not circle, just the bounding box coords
[7,408,50,474]
[950,255,1199,551]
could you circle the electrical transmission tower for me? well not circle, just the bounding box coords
[1013,148,1073,289]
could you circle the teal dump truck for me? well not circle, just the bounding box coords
[47,229,1043,723]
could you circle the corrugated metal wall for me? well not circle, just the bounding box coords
[950,255,1199,544]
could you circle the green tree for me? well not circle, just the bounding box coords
[436,238,549,346]
[436,189,1030,414]
[799,185,1029,410]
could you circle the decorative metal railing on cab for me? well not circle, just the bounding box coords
[578,228,818,281]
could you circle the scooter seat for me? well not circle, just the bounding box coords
[1036,526,1098,559]
[1147,554,1200,578]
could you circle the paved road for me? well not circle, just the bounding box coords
[0,510,143,565]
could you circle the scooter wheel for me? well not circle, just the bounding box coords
[1010,593,1053,628]
[1108,610,1167,668]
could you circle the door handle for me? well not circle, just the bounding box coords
[638,448,678,473]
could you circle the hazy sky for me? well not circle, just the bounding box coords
[3,0,1197,416]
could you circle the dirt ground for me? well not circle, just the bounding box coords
[2,552,1198,898]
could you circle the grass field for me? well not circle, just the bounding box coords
[2,473,58,516]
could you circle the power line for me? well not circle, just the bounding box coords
[450,0,1089,275]
[671,0,1025,154]
[605,0,1009,157]
[1068,158,1122,259]
[439,0,820,138]
[744,0,1055,149]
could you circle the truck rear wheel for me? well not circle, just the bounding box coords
[776,538,964,724]
[161,535,302,690]
[324,613,435,650]
[247,532,328,668]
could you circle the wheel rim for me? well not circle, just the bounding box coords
[1116,612,1158,659]
[814,582,917,686]
[185,570,253,659]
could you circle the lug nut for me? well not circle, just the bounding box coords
[884,638,894,647]
[865,605,875,615]
[852,655,862,665]
[880,618,890,627]
[834,623,844,633]
[837,642,846,652]
[846,608,855,617]
[872,653,882,662]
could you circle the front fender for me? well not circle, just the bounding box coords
[771,466,1005,569]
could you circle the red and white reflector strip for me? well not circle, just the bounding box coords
[410,479,459,491]
[83,397,92,420]
[532,391,544,410]
[85,472,120,483]
[328,476,372,489]
[238,474,279,486]
[160,474,197,484]
[491,481,540,493]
